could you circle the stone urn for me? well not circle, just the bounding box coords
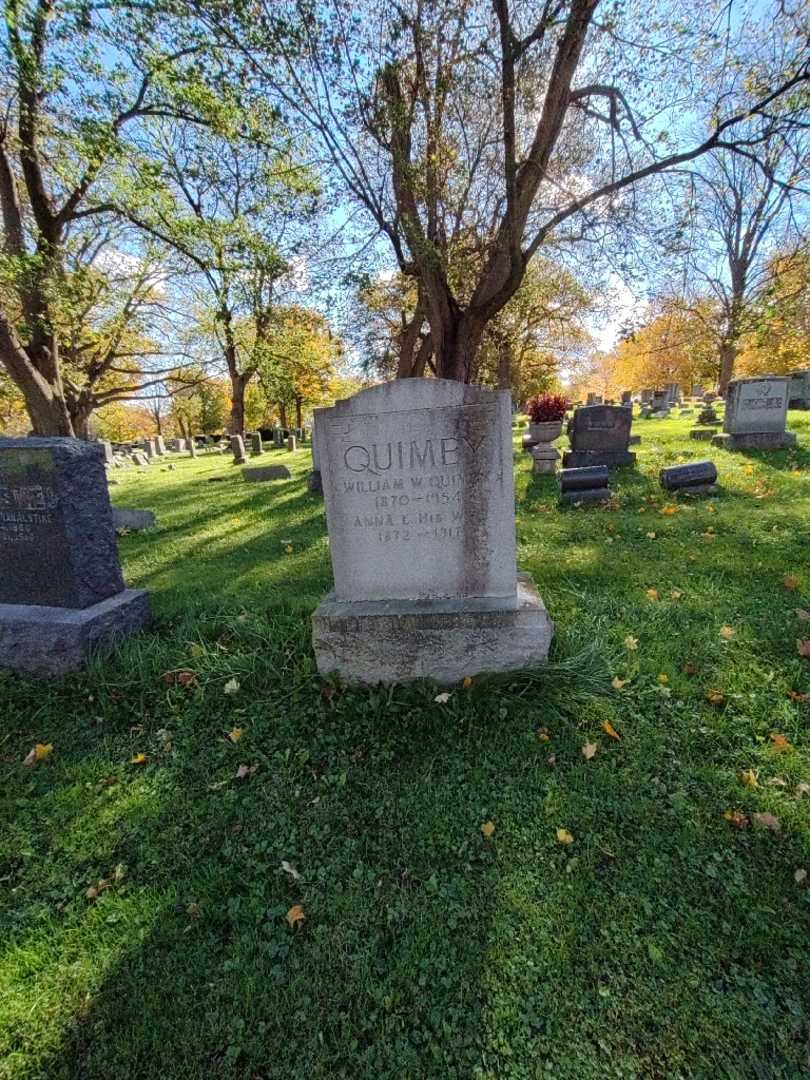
[528,420,563,475]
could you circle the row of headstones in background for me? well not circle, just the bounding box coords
[0,438,150,676]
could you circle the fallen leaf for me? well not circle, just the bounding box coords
[611,676,628,690]
[752,812,781,832]
[739,769,758,789]
[795,868,807,885]
[285,544,294,554]
[660,505,679,516]
[186,902,202,918]
[281,860,302,881]
[462,676,473,689]
[657,672,669,685]
[796,609,810,622]
[798,640,810,658]
[624,635,639,650]
[706,689,725,706]
[223,678,240,695]
[724,810,749,828]
[788,690,808,702]
[797,782,810,798]
[783,574,800,591]
[434,692,451,703]
[235,763,258,779]
[23,742,53,766]
[227,727,244,743]
[481,820,496,839]
[536,729,551,742]
[769,733,793,753]
[162,669,198,688]
[556,827,574,845]
[670,589,683,600]
[130,753,147,765]
[602,720,621,741]
[286,904,305,928]
[719,625,735,640]
[546,754,557,767]
[683,662,697,676]
[645,588,660,601]
[582,741,598,760]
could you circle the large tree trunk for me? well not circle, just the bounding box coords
[278,400,288,428]
[295,396,303,428]
[229,370,249,435]
[718,339,737,396]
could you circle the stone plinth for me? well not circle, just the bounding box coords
[313,574,552,686]
[312,379,552,684]
[712,431,796,450]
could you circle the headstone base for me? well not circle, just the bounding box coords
[562,449,636,469]
[559,488,611,506]
[312,573,553,686]
[0,589,150,678]
[711,431,796,451]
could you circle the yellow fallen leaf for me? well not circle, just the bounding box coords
[719,625,735,640]
[660,505,679,516]
[23,742,53,766]
[556,828,574,845]
[602,720,621,740]
[706,689,725,705]
[130,753,147,765]
[536,730,551,742]
[670,589,682,600]
[739,769,758,789]
[286,904,305,928]
[645,588,660,601]
[227,727,244,743]
[285,544,294,554]
[783,575,800,591]
[462,676,473,689]
[582,741,598,760]
[769,733,793,753]
[481,820,495,838]
[657,673,669,685]
[724,810,749,828]
[646,531,657,540]
[624,635,639,650]
[611,676,627,690]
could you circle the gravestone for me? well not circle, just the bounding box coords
[273,428,284,449]
[311,379,553,685]
[660,461,717,494]
[586,392,603,406]
[562,405,636,469]
[251,432,264,455]
[665,382,681,403]
[711,376,796,450]
[287,435,297,452]
[155,436,166,456]
[691,384,704,398]
[788,370,810,409]
[559,465,611,505]
[188,441,198,458]
[143,438,157,459]
[243,465,291,482]
[131,451,150,467]
[640,389,653,404]
[113,508,156,530]
[307,420,323,495]
[0,438,149,676]
[230,435,247,464]
[99,440,114,465]
[621,391,632,405]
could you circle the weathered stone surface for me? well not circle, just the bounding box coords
[563,448,635,469]
[723,375,791,435]
[99,440,114,464]
[112,508,156,530]
[273,428,284,448]
[251,432,264,454]
[243,465,291,482]
[560,465,609,492]
[0,438,124,608]
[231,435,246,464]
[0,589,150,677]
[287,435,297,452]
[307,470,323,494]
[660,461,717,490]
[312,573,552,686]
[530,445,559,475]
[131,451,150,466]
[315,379,517,603]
[712,430,796,450]
[789,369,810,408]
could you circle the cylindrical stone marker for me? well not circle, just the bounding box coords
[287,435,297,452]
[659,461,717,490]
[559,465,609,493]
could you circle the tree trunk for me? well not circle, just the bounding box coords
[497,337,512,390]
[718,339,737,396]
[229,370,249,436]
[295,397,303,429]
[278,400,288,428]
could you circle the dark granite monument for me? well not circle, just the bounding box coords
[562,404,636,469]
[0,438,150,676]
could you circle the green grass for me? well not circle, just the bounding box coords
[1,414,809,1080]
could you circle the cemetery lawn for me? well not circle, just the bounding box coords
[2,415,810,1080]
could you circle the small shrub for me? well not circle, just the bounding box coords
[526,393,568,423]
